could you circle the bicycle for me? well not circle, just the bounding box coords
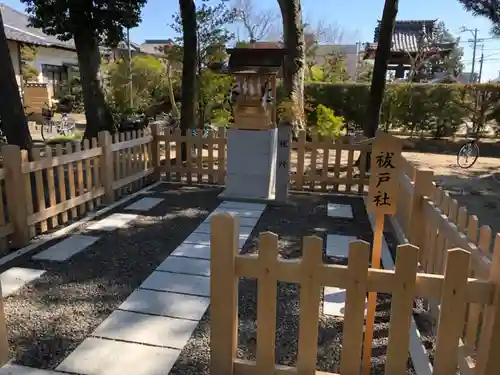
[40,102,76,141]
[457,124,480,169]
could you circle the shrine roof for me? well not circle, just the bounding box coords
[225,47,286,74]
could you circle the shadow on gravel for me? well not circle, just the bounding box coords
[4,185,222,369]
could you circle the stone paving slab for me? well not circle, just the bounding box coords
[202,215,260,228]
[0,364,60,375]
[86,213,138,232]
[323,286,367,317]
[325,234,357,258]
[209,208,263,219]
[125,197,164,211]
[31,234,100,262]
[170,243,211,260]
[91,310,198,348]
[56,337,180,375]
[119,289,209,321]
[0,268,46,297]
[327,203,353,219]
[140,271,210,297]
[218,201,267,211]
[156,256,210,277]
[184,231,249,249]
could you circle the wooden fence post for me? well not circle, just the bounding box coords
[409,168,434,247]
[3,145,30,247]
[475,234,500,375]
[150,123,161,182]
[210,213,238,375]
[98,131,114,204]
[0,282,8,366]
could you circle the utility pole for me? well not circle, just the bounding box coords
[460,26,485,83]
[470,28,478,83]
[478,44,484,83]
[127,27,133,109]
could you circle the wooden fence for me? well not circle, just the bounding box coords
[393,158,500,374]
[155,128,370,193]
[210,213,500,375]
[0,129,153,249]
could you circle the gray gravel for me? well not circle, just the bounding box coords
[2,184,222,369]
[168,194,417,375]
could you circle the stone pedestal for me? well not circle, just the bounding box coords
[219,128,277,202]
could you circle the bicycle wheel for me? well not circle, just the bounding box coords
[457,141,479,169]
[60,117,76,136]
[40,121,52,141]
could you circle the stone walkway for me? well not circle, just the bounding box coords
[0,197,265,375]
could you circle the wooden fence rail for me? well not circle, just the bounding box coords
[0,129,154,250]
[393,157,500,373]
[210,213,500,375]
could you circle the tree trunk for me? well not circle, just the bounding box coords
[179,0,197,162]
[278,0,305,135]
[358,0,398,171]
[0,11,33,151]
[364,0,399,139]
[70,10,114,140]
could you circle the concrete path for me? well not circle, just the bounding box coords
[54,200,266,375]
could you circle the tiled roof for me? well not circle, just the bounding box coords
[366,19,438,53]
[1,3,75,50]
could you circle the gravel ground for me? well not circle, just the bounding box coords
[168,193,417,375]
[2,184,222,369]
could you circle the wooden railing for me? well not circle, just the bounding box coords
[209,213,500,375]
[0,129,154,250]
[393,157,500,374]
[290,132,370,194]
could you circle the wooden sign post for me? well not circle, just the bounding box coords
[362,130,404,375]
[275,123,291,203]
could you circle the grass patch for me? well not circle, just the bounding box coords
[44,131,83,145]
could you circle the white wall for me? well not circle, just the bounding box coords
[344,53,358,80]
[7,40,21,87]
[33,46,78,83]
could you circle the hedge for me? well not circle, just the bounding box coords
[303,83,500,138]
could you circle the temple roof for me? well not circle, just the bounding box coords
[365,19,440,55]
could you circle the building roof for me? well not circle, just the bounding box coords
[1,3,162,57]
[365,19,438,54]
[0,3,75,50]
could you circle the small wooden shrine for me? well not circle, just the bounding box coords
[219,46,286,202]
[363,20,454,79]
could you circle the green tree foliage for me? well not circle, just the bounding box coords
[20,0,148,138]
[458,0,500,35]
[303,82,499,139]
[433,21,464,76]
[171,0,236,127]
[308,52,350,83]
[104,55,167,116]
[20,44,39,83]
[315,104,344,137]
[357,59,373,83]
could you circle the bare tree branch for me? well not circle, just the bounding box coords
[232,0,279,42]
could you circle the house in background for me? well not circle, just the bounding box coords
[1,3,79,103]
[1,3,166,112]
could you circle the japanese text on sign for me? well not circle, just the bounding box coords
[367,133,403,215]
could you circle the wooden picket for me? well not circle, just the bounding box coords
[209,213,499,375]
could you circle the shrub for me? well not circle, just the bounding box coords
[303,83,500,138]
[315,104,344,137]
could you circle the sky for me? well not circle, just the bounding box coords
[4,0,500,81]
